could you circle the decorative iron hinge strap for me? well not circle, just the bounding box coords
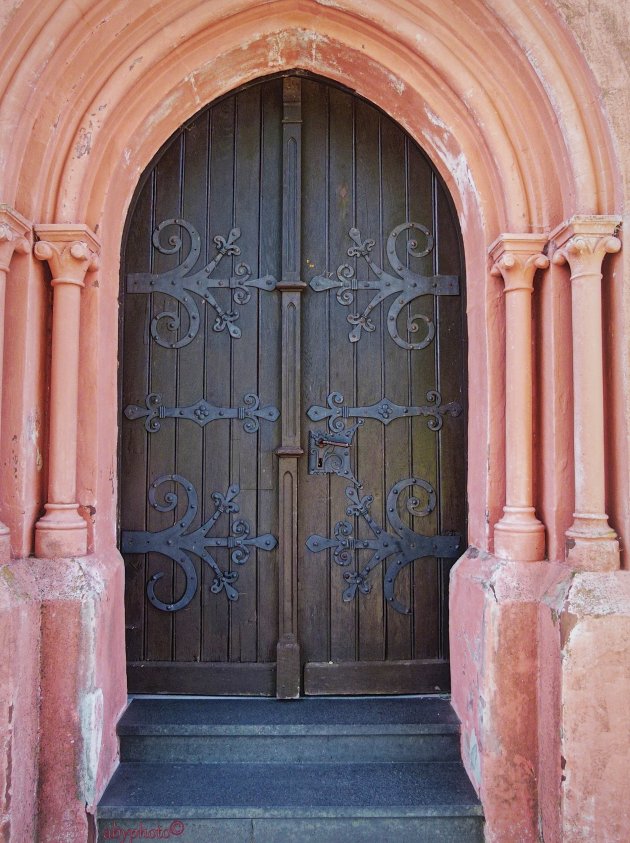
[126,219,278,348]
[307,390,462,432]
[121,475,277,612]
[124,392,279,433]
[310,222,459,349]
[305,478,461,614]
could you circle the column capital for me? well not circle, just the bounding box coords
[34,224,100,287]
[0,205,32,270]
[489,233,549,292]
[550,215,621,276]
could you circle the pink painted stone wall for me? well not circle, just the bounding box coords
[0,552,126,843]
[35,552,126,842]
[557,573,630,841]
[0,564,39,842]
[450,555,630,842]
[0,1,627,842]
[450,553,573,841]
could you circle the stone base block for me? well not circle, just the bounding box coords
[0,550,127,843]
[556,570,630,842]
[565,534,620,572]
[449,549,571,843]
[0,561,40,842]
[451,550,630,843]
[0,526,10,562]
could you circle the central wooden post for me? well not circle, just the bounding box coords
[276,76,304,698]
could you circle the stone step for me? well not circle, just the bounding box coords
[118,696,461,763]
[97,760,484,843]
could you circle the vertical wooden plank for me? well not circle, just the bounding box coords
[380,115,412,662]
[434,176,467,659]
[172,111,209,664]
[202,95,235,664]
[353,98,385,662]
[408,143,440,661]
[257,78,282,664]
[327,86,357,663]
[121,174,154,666]
[299,78,331,666]
[230,85,262,664]
[144,137,184,663]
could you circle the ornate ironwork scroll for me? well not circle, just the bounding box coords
[124,392,280,434]
[126,218,278,348]
[309,222,459,349]
[121,474,277,612]
[305,478,461,614]
[307,421,363,487]
[307,390,462,433]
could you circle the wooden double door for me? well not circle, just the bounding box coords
[120,74,466,697]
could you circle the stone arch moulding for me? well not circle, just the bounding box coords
[1,0,620,559]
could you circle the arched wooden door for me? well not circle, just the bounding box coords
[120,74,466,697]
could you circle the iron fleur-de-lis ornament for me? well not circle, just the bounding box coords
[126,218,278,349]
[310,221,459,350]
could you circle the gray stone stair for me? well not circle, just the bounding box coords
[97,696,484,842]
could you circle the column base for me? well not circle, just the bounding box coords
[0,521,10,562]
[494,506,546,562]
[565,514,619,570]
[34,503,87,558]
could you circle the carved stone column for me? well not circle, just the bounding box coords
[0,207,31,560]
[551,215,621,570]
[34,224,100,558]
[490,234,548,561]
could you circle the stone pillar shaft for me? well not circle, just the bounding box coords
[571,266,606,514]
[0,207,31,560]
[48,281,82,503]
[551,216,621,571]
[490,234,548,562]
[34,225,100,558]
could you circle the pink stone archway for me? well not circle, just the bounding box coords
[0,2,627,842]
[2,0,620,559]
